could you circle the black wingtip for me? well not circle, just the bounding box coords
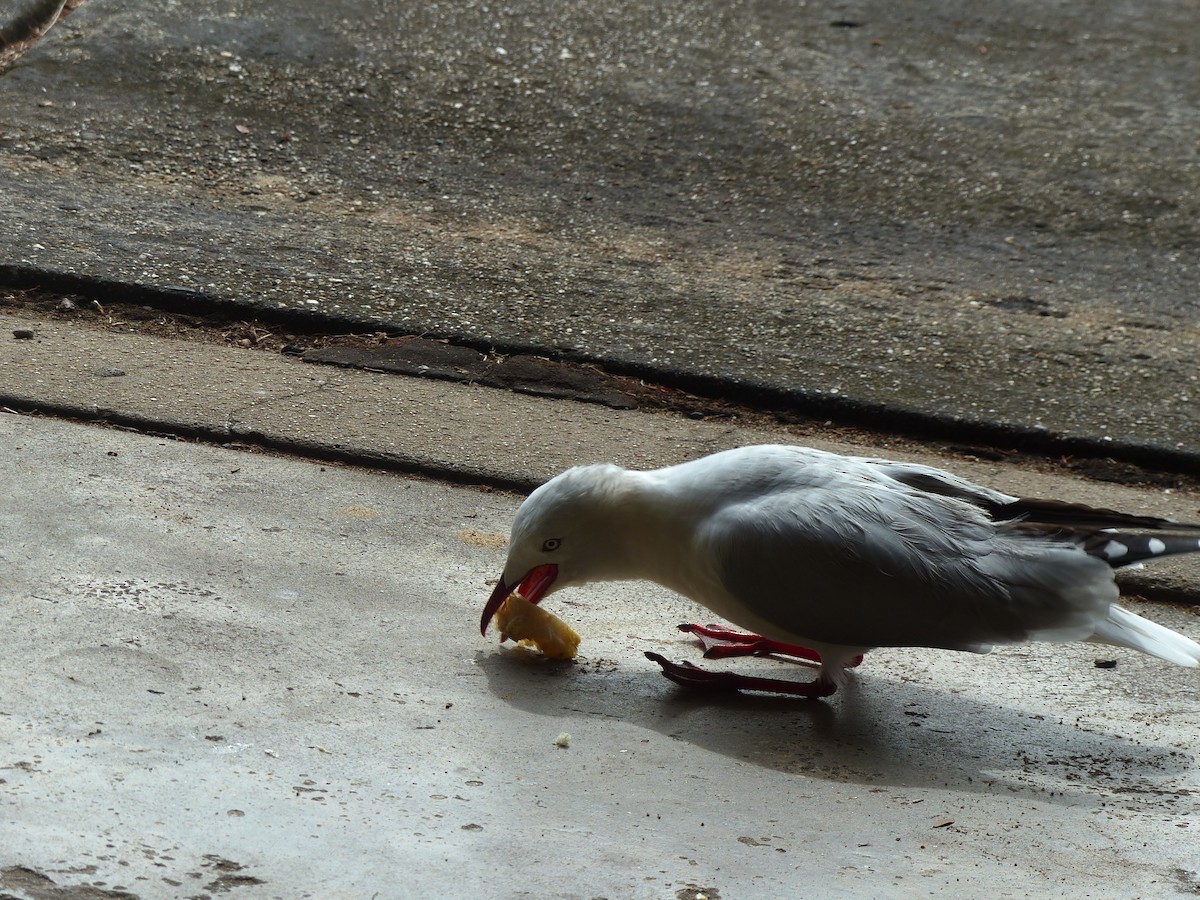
[1084,532,1200,568]
[990,496,1200,531]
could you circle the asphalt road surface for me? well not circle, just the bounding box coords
[2,0,1199,461]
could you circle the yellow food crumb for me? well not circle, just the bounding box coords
[554,732,571,748]
[494,594,580,659]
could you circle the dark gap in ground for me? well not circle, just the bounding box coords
[0,398,543,494]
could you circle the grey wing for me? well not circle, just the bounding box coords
[867,459,1017,507]
[701,483,1119,652]
[870,458,1200,530]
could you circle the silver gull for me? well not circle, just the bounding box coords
[480,445,1200,698]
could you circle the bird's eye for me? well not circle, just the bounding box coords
[542,538,562,552]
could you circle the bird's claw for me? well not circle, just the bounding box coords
[677,623,863,668]
[645,651,838,699]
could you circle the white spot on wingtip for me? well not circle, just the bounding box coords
[1102,540,1129,559]
[1147,538,1167,555]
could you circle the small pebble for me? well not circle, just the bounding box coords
[1094,659,1118,669]
[57,298,76,312]
[13,328,35,340]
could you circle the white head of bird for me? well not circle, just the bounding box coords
[479,464,652,635]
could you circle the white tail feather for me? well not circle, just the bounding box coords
[1090,605,1200,667]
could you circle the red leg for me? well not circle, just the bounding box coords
[678,623,864,668]
[644,652,838,699]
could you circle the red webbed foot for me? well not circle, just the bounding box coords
[645,652,838,699]
[677,623,864,668]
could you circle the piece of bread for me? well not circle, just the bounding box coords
[494,594,580,659]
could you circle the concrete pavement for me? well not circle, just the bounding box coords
[4,313,1200,897]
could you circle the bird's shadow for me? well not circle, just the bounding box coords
[474,644,1196,807]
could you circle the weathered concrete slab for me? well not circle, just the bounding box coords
[4,413,1200,898]
[4,307,1199,602]
[1,0,1199,459]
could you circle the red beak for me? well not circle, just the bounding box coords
[479,563,559,635]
